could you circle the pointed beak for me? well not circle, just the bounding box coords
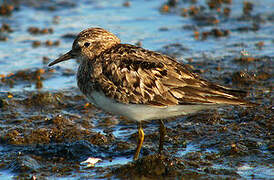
[48,50,74,67]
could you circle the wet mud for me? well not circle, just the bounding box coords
[0,0,273,179]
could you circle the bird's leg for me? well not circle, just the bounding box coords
[133,122,144,160]
[159,119,166,154]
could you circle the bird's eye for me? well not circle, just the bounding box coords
[84,42,90,47]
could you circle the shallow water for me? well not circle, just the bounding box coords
[0,0,273,179]
[1,0,272,92]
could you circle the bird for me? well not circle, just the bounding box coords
[49,27,255,160]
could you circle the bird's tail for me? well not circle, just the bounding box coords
[208,83,257,107]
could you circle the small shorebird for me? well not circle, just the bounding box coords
[49,27,254,160]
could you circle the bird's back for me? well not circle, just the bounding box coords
[81,43,254,108]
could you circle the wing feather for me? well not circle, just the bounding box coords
[90,44,249,106]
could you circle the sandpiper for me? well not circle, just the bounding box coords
[49,27,254,160]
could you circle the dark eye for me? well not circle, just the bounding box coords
[84,42,90,47]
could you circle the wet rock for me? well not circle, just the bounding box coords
[113,154,184,178]
[161,43,189,58]
[186,110,221,125]
[200,28,230,40]
[42,56,50,64]
[9,155,41,173]
[28,27,39,34]
[254,72,271,81]
[243,1,253,15]
[0,4,14,15]
[26,141,98,160]
[115,141,132,151]
[207,0,222,9]
[268,143,274,151]
[191,10,220,25]
[0,23,13,33]
[167,0,178,7]
[255,41,264,50]
[123,1,131,7]
[204,167,240,177]
[158,27,169,31]
[181,8,188,17]
[0,68,54,88]
[27,27,53,35]
[211,28,230,37]
[0,98,6,108]
[62,68,75,76]
[231,71,256,86]
[194,31,199,40]
[235,24,260,32]
[26,128,51,144]
[32,40,60,48]
[234,56,259,62]
[207,0,232,10]
[160,4,170,13]
[45,40,60,47]
[45,40,54,46]
[223,7,231,16]
[3,129,25,145]
[0,33,8,41]
[32,40,41,47]
[45,40,61,46]
[188,6,200,16]
[22,92,62,107]
[226,143,249,156]
[184,152,202,161]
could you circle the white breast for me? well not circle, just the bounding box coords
[86,91,219,122]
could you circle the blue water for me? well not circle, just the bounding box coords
[1,0,272,92]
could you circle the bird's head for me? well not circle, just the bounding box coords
[48,27,120,66]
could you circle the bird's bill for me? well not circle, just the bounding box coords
[48,50,73,66]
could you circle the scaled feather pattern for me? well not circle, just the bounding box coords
[76,32,251,107]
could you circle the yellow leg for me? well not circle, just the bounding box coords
[159,120,166,153]
[133,122,144,160]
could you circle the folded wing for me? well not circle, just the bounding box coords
[92,44,252,107]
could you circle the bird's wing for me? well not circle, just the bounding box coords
[92,44,249,107]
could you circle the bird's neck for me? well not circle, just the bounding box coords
[77,59,94,95]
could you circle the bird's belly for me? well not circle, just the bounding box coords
[86,91,219,122]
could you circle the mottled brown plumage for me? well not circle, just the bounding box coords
[49,27,255,160]
[78,43,252,107]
